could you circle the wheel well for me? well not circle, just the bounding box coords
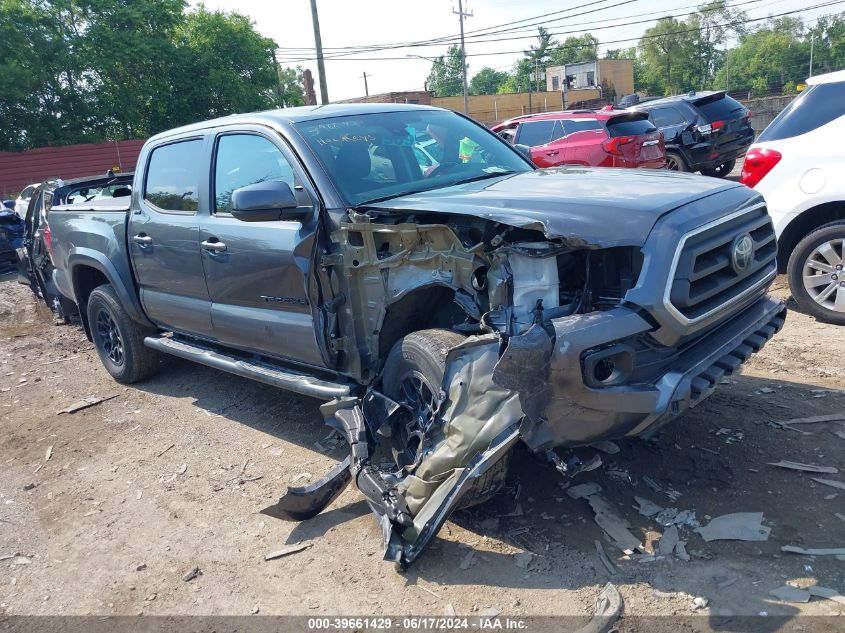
[72,265,109,338]
[377,285,467,364]
[777,202,845,272]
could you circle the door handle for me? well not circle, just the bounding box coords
[545,150,559,156]
[133,234,152,246]
[201,239,227,253]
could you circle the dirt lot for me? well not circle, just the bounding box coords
[1,271,844,626]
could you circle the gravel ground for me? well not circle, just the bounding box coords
[1,271,844,626]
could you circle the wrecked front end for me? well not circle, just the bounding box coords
[275,187,785,568]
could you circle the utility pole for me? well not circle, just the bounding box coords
[453,0,472,114]
[361,72,370,97]
[309,0,329,104]
[809,34,815,77]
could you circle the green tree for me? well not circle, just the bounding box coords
[549,33,599,66]
[426,45,464,97]
[469,67,509,95]
[276,66,306,107]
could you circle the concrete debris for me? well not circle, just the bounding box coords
[691,596,710,610]
[590,440,620,455]
[573,583,622,633]
[514,551,533,570]
[782,545,845,556]
[757,387,775,394]
[57,394,117,415]
[567,482,603,500]
[772,413,845,427]
[443,603,456,617]
[136,563,147,571]
[176,463,188,475]
[3,555,32,566]
[459,550,476,570]
[769,585,811,603]
[811,477,845,491]
[808,586,845,606]
[251,606,260,615]
[45,446,52,461]
[181,566,200,582]
[695,512,771,542]
[594,540,617,575]
[479,608,500,618]
[145,593,156,602]
[768,460,838,474]
[675,540,691,562]
[264,542,312,561]
[635,496,663,518]
[658,525,679,556]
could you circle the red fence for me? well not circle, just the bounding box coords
[0,139,145,198]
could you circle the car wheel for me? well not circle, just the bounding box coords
[382,328,510,508]
[87,284,161,383]
[701,159,736,178]
[787,222,845,325]
[665,151,688,172]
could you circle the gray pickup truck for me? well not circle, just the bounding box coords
[48,103,785,567]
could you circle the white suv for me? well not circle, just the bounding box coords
[741,70,845,325]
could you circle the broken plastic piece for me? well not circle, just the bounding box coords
[573,583,623,633]
[271,456,351,521]
[695,512,771,542]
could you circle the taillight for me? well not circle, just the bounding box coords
[602,136,635,156]
[740,148,782,188]
[43,224,53,255]
[697,120,725,135]
[711,120,725,131]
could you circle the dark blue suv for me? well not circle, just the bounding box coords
[629,91,754,177]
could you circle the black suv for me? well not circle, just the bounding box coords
[629,91,753,177]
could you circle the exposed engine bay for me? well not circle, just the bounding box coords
[273,211,647,568]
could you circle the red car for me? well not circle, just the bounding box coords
[491,107,667,169]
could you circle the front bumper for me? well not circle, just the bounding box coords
[494,295,786,451]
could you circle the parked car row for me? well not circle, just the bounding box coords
[490,90,755,178]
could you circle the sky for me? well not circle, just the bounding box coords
[190,0,839,101]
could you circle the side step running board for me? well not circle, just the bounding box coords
[144,336,351,400]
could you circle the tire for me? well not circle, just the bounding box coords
[701,159,736,178]
[86,284,161,383]
[665,151,688,172]
[382,328,510,508]
[786,221,845,326]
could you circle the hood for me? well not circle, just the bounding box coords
[366,167,748,248]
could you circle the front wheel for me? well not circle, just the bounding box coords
[87,284,161,383]
[665,151,688,172]
[787,222,845,325]
[701,159,736,178]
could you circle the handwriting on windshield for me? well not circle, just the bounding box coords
[316,133,376,146]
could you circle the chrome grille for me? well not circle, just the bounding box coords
[668,204,777,322]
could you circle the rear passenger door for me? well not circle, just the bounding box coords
[129,138,214,337]
[199,129,325,367]
[515,120,560,167]
[560,118,608,166]
[648,106,688,144]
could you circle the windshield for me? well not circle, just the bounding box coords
[295,110,533,206]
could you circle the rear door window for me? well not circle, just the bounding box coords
[606,117,658,136]
[650,107,687,127]
[757,82,845,142]
[144,140,203,213]
[561,118,604,134]
[694,93,745,121]
[515,120,556,146]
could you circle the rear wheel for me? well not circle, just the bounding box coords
[787,222,845,325]
[665,151,688,172]
[87,284,160,383]
[701,159,736,178]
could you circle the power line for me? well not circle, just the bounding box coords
[276,1,845,64]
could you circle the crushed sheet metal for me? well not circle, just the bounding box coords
[811,477,845,491]
[808,586,845,606]
[573,582,623,633]
[769,585,811,603]
[782,545,845,556]
[768,460,839,474]
[695,512,771,542]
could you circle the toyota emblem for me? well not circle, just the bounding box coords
[732,234,754,273]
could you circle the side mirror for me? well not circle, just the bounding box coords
[513,143,532,160]
[231,180,306,222]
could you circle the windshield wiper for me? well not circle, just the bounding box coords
[355,189,429,207]
[450,171,515,186]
